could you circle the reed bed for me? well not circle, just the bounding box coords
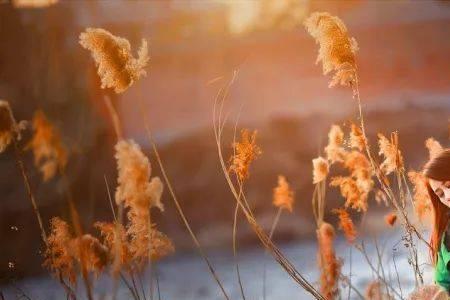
[0,9,448,300]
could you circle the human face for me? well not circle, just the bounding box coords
[429,178,450,208]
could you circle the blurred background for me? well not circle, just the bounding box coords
[0,0,449,298]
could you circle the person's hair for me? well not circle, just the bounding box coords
[423,149,450,264]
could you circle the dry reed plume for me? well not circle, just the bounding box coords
[0,100,25,153]
[407,284,448,300]
[312,156,329,184]
[331,176,368,212]
[365,280,392,300]
[332,208,356,243]
[229,129,262,182]
[115,139,163,211]
[114,139,173,266]
[349,123,365,151]
[324,124,346,164]
[79,28,149,93]
[44,217,76,285]
[27,110,68,181]
[273,175,294,213]
[377,133,404,176]
[408,171,432,221]
[303,12,358,88]
[70,234,109,276]
[94,221,131,270]
[316,222,341,299]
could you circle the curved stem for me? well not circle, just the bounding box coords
[137,96,230,300]
[232,190,246,300]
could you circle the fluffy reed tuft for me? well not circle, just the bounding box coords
[229,129,262,181]
[325,125,347,164]
[0,100,25,153]
[407,284,448,300]
[115,139,164,211]
[273,175,294,212]
[312,156,329,184]
[95,221,131,271]
[114,139,173,266]
[365,280,392,300]
[304,12,358,88]
[27,111,67,181]
[349,123,365,151]
[79,28,149,93]
[332,208,356,243]
[70,234,109,276]
[316,222,341,299]
[43,217,76,284]
[343,150,374,195]
[378,133,404,175]
[147,227,175,261]
[408,170,431,221]
[330,176,367,212]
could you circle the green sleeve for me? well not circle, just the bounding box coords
[441,237,450,268]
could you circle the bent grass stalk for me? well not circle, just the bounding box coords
[213,74,325,300]
[262,206,282,300]
[231,107,247,300]
[137,95,230,300]
[352,75,425,286]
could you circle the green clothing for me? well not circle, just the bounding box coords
[435,234,450,291]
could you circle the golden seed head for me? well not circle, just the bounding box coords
[79,28,149,93]
[273,175,295,212]
[304,12,358,88]
[229,129,262,181]
[27,110,68,181]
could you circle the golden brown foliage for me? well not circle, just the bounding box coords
[94,221,131,270]
[0,101,15,153]
[147,227,175,261]
[115,139,164,211]
[27,111,68,181]
[407,284,448,300]
[365,280,392,300]
[44,217,76,284]
[384,212,397,227]
[325,125,347,164]
[378,133,404,175]
[408,170,431,221]
[114,139,173,266]
[332,208,357,243]
[425,137,443,160]
[79,28,149,93]
[316,222,341,299]
[349,123,365,151]
[229,129,262,181]
[343,150,374,195]
[273,175,294,212]
[304,12,358,88]
[0,100,24,153]
[312,156,329,184]
[70,234,109,276]
[331,176,367,212]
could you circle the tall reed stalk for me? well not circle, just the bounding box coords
[213,73,325,300]
[137,94,230,300]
